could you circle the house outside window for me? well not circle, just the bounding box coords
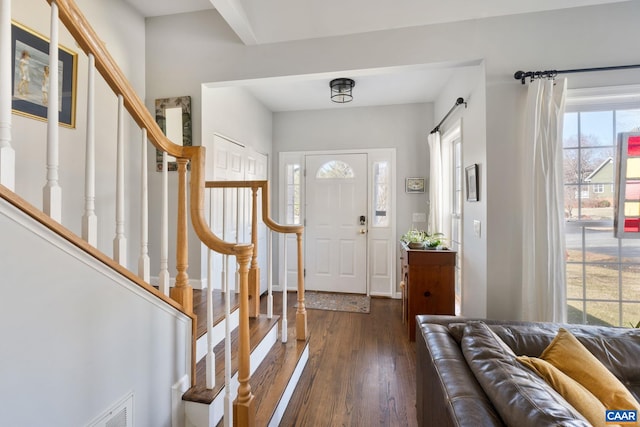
[584,158,613,202]
[563,89,640,327]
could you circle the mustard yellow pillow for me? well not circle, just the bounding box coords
[539,328,640,425]
[517,355,616,427]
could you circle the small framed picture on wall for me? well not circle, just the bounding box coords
[406,177,425,193]
[465,164,479,202]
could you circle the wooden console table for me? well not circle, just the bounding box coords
[400,242,456,341]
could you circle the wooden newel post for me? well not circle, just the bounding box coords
[248,186,260,318]
[234,246,256,427]
[296,232,308,341]
[171,158,193,313]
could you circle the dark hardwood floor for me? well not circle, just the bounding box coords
[273,294,418,427]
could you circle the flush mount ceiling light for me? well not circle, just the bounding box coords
[330,78,355,103]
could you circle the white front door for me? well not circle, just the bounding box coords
[305,153,368,294]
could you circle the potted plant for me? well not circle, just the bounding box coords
[425,232,447,249]
[402,229,449,250]
[401,228,428,249]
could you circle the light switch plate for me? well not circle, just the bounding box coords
[473,220,481,237]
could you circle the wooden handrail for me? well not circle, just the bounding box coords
[50,0,250,259]
[206,180,308,341]
[205,180,304,234]
[47,0,180,158]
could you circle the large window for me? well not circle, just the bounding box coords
[563,104,640,327]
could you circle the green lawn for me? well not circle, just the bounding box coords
[566,249,640,327]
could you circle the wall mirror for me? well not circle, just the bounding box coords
[155,95,192,171]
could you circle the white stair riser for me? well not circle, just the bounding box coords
[195,309,240,363]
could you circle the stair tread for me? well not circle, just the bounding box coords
[183,313,279,404]
[252,334,309,426]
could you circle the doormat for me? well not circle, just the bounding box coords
[296,291,370,314]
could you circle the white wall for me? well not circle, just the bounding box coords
[192,86,272,281]
[145,2,640,319]
[433,65,487,317]
[0,199,190,426]
[202,86,273,158]
[12,0,146,271]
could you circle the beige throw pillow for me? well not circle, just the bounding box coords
[539,328,640,427]
[518,355,620,427]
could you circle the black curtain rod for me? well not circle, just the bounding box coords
[514,64,640,84]
[430,97,467,134]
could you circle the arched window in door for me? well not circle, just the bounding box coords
[316,160,355,179]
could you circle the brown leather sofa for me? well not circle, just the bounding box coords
[416,315,640,427]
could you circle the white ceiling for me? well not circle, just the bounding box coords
[124,0,629,112]
[205,63,480,112]
[125,0,214,18]
[125,0,626,45]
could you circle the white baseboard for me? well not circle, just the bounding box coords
[172,375,190,427]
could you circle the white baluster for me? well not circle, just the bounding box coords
[267,229,273,319]
[82,54,97,245]
[206,260,215,389]
[158,152,170,295]
[43,3,61,221]
[282,235,288,343]
[223,253,233,427]
[0,0,15,190]
[113,94,126,266]
[235,187,241,293]
[222,257,227,293]
[222,188,227,292]
[138,128,150,282]
[206,189,215,389]
[208,190,214,292]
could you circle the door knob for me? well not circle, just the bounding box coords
[359,229,367,234]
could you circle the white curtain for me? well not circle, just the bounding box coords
[428,131,442,234]
[521,78,567,322]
